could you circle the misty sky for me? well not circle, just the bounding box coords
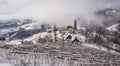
[0,0,119,25]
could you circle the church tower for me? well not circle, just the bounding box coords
[74,19,77,30]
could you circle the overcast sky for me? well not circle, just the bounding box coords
[0,0,119,25]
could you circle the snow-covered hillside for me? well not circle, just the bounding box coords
[20,23,39,30]
[0,19,51,40]
[98,8,120,17]
[24,30,86,44]
[0,19,33,35]
[106,23,119,31]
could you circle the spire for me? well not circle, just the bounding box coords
[74,19,77,30]
[53,24,57,43]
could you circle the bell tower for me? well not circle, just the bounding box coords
[74,19,77,30]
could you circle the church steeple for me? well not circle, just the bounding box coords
[74,19,77,30]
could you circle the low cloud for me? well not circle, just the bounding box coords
[0,0,119,26]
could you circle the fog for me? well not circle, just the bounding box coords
[0,0,119,26]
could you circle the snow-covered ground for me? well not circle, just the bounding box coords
[24,31,86,44]
[0,63,13,66]
[20,22,41,30]
[106,23,119,31]
[5,40,22,45]
[83,43,120,55]
[0,28,19,35]
[0,57,14,66]
[25,32,50,44]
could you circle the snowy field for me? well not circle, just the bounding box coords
[0,57,14,66]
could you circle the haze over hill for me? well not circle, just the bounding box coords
[1,0,120,66]
[0,0,120,26]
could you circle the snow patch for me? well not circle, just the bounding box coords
[106,23,119,31]
[0,57,14,66]
[5,40,22,45]
[20,22,40,30]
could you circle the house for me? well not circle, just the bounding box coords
[72,37,80,43]
[66,34,72,39]
[64,32,85,43]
